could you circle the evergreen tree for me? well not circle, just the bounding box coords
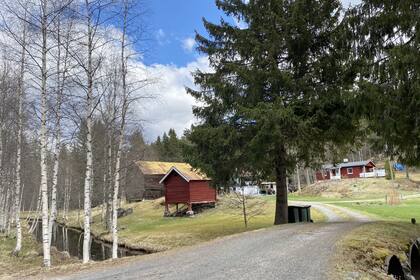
[351,0,420,166]
[152,129,185,162]
[186,0,359,224]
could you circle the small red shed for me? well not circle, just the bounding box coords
[159,165,215,215]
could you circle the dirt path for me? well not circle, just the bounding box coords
[40,202,371,280]
[292,201,373,222]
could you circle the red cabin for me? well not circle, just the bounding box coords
[159,166,215,215]
[316,160,378,181]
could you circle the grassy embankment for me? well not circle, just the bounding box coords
[290,177,420,279]
[334,197,420,278]
[63,196,325,252]
[290,177,420,202]
[0,225,77,279]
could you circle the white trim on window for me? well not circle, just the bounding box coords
[347,167,353,174]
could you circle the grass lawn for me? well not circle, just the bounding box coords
[63,196,326,252]
[334,198,420,221]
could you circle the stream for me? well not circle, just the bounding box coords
[31,221,146,261]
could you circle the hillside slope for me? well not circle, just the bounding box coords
[300,177,420,200]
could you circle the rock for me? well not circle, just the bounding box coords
[117,208,134,218]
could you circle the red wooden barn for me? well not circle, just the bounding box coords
[159,165,215,216]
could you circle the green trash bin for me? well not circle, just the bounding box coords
[288,205,311,223]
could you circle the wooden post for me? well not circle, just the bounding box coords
[186,203,193,216]
[164,203,170,217]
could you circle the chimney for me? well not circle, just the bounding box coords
[343,158,349,163]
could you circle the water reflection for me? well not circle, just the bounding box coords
[32,222,145,261]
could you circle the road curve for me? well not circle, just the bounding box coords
[293,202,373,222]
[46,203,370,280]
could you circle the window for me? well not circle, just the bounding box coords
[347,168,353,174]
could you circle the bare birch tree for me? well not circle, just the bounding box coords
[48,3,74,247]
[111,0,150,258]
[12,9,27,256]
[112,0,129,258]
[68,0,113,263]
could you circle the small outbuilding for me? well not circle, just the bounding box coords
[159,165,215,216]
[126,161,193,201]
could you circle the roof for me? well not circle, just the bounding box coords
[136,161,193,175]
[321,160,375,170]
[339,160,375,168]
[159,166,210,184]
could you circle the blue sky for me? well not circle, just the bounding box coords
[136,0,360,142]
[143,0,228,67]
[143,0,360,67]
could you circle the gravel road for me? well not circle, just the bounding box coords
[48,204,370,280]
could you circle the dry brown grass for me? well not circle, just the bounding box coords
[0,225,77,279]
[301,177,420,200]
[333,222,420,279]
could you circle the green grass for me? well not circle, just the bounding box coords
[64,196,326,252]
[333,198,420,221]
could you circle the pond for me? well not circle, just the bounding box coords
[31,221,146,261]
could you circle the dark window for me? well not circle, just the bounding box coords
[347,168,353,174]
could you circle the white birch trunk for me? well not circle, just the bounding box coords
[112,134,123,259]
[29,186,42,234]
[40,0,51,267]
[83,113,93,263]
[49,18,64,245]
[112,3,129,258]
[106,132,113,230]
[12,5,28,256]
[82,3,94,261]
[0,126,4,231]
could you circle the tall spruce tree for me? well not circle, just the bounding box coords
[351,1,420,166]
[186,0,359,224]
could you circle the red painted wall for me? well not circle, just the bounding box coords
[340,166,363,179]
[164,172,189,204]
[189,181,216,203]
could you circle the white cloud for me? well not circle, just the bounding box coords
[181,37,196,52]
[155,28,168,45]
[134,56,211,142]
